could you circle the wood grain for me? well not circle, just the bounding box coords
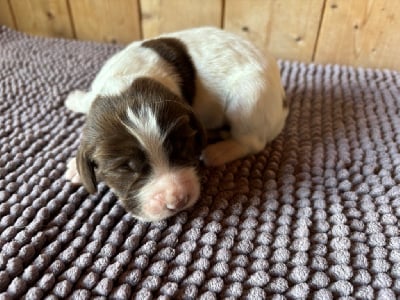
[315,0,400,70]
[2,0,400,70]
[224,0,325,62]
[69,0,141,44]
[10,0,74,38]
[0,0,15,28]
[141,0,223,38]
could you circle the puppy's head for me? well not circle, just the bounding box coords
[77,78,206,221]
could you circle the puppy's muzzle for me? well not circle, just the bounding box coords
[166,195,189,211]
[136,167,200,221]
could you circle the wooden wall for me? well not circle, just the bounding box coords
[1,0,399,70]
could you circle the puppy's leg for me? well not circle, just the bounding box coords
[65,90,95,114]
[202,139,250,166]
[202,78,287,166]
[65,158,82,184]
[202,134,264,167]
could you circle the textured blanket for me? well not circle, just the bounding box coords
[1,26,400,299]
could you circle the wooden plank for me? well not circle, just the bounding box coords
[315,0,400,70]
[141,0,223,38]
[69,0,141,44]
[0,0,16,28]
[10,0,74,38]
[224,0,325,62]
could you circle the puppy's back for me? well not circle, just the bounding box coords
[164,27,286,132]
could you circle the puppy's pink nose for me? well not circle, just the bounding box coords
[152,192,189,211]
[165,194,189,211]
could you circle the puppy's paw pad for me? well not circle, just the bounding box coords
[65,158,81,184]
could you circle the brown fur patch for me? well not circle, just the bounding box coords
[142,38,196,104]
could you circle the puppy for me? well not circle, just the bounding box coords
[65,27,288,221]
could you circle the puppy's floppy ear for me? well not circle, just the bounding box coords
[76,144,97,194]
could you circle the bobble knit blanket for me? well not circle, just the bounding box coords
[1,26,400,300]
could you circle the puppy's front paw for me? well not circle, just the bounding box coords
[202,139,249,167]
[202,144,228,166]
[65,158,82,184]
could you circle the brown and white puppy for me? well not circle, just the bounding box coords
[65,27,288,221]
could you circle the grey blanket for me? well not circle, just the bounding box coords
[1,26,399,299]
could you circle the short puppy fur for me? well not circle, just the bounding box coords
[65,27,288,221]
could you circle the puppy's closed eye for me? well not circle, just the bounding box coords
[118,160,138,172]
[104,156,143,172]
[118,159,149,174]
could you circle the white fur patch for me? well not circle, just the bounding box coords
[65,158,81,184]
[124,106,168,170]
[65,90,95,114]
